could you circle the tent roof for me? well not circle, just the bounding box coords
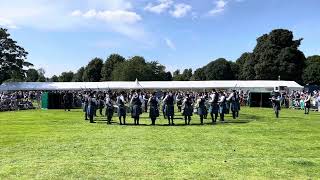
[0,80,303,91]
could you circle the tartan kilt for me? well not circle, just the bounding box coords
[198,105,207,115]
[230,102,238,112]
[149,106,160,118]
[165,104,174,116]
[105,106,114,117]
[219,104,227,114]
[183,105,193,116]
[82,103,88,112]
[87,105,95,116]
[209,104,219,114]
[131,105,141,118]
[117,105,126,116]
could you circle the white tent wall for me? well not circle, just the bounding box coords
[0,80,303,92]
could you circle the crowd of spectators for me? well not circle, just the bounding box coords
[288,90,320,111]
[0,91,40,112]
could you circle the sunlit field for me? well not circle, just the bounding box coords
[0,107,319,179]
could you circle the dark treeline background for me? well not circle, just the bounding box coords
[1,28,320,85]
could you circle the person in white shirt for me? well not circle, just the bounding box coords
[316,93,320,113]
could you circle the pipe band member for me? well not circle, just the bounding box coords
[87,92,97,123]
[117,91,127,125]
[98,93,105,116]
[163,91,175,125]
[176,92,183,112]
[227,90,238,120]
[148,92,160,125]
[130,89,142,125]
[197,93,207,125]
[82,92,89,120]
[183,93,193,125]
[161,92,167,119]
[271,92,281,118]
[209,89,219,124]
[218,91,227,122]
[105,90,114,124]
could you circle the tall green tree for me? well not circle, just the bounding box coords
[59,71,74,82]
[83,58,103,82]
[50,75,59,82]
[302,55,320,85]
[236,52,254,80]
[192,68,206,80]
[0,28,32,84]
[73,67,85,82]
[164,71,173,81]
[239,29,306,82]
[101,54,126,81]
[112,56,148,81]
[204,58,234,80]
[37,68,46,82]
[25,69,39,82]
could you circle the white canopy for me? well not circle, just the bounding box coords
[0,80,303,91]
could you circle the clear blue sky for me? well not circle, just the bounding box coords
[1,0,319,77]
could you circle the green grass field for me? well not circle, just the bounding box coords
[0,107,319,179]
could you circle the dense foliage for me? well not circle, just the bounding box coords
[0,28,32,83]
[1,27,319,85]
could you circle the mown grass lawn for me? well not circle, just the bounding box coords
[0,107,319,179]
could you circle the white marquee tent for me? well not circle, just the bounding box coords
[0,80,303,92]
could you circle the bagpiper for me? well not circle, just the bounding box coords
[271,91,281,118]
[161,92,167,119]
[182,93,193,125]
[82,91,89,120]
[148,92,160,125]
[97,92,105,116]
[163,91,175,125]
[218,91,227,122]
[105,90,114,124]
[209,89,219,124]
[87,92,97,123]
[117,91,127,125]
[197,93,207,125]
[176,92,183,112]
[227,90,238,119]
[130,90,142,125]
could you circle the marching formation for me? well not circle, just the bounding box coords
[81,89,241,125]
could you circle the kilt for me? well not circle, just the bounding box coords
[183,105,193,116]
[149,106,160,118]
[236,101,241,111]
[198,105,207,115]
[305,102,310,108]
[219,104,227,114]
[87,104,95,116]
[82,103,88,112]
[177,101,182,107]
[230,102,238,112]
[273,104,281,111]
[131,105,141,118]
[117,105,126,116]
[105,106,114,117]
[166,104,175,116]
[209,104,219,114]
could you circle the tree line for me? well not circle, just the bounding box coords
[1,28,319,85]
